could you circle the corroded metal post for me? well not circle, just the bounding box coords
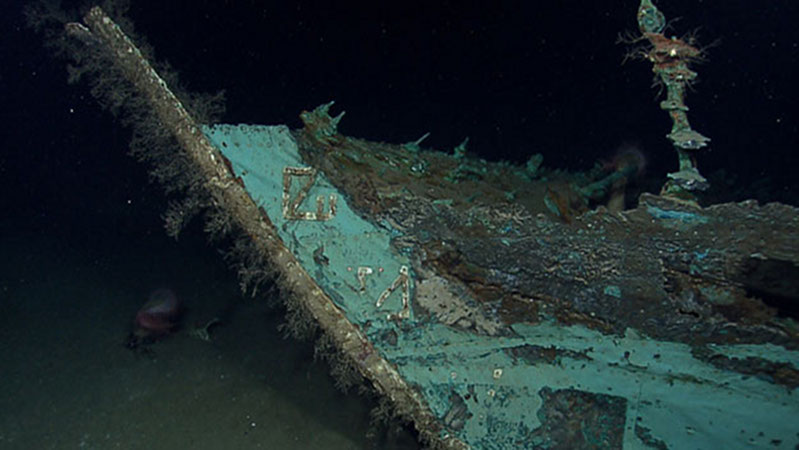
[637,0,710,198]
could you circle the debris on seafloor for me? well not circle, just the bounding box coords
[187,317,222,342]
[36,3,799,449]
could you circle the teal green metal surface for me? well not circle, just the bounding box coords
[203,124,799,449]
[203,124,412,324]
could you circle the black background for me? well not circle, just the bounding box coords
[3,0,798,236]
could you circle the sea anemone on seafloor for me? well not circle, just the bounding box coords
[131,288,184,343]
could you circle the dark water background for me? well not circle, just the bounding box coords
[1,1,797,448]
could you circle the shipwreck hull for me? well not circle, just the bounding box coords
[56,6,799,449]
[204,120,799,449]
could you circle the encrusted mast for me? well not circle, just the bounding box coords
[637,0,710,198]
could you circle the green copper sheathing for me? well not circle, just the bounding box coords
[201,124,410,324]
[386,320,799,449]
[710,343,799,367]
[202,124,798,449]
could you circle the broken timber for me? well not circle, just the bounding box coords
[63,7,799,449]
